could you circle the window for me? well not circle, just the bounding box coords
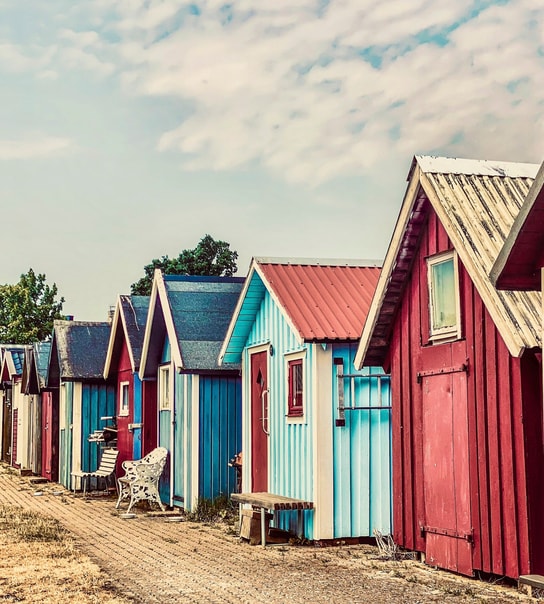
[119,381,129,416]
[427,251,461,341]
[287,358,304,417]
[159,365,171,410]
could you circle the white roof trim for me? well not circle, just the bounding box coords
[416,155,539,179]
[254,256,382,267]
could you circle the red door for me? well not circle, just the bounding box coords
[421,364,472,575]
[41,392,52,480]
[251,351,268,492]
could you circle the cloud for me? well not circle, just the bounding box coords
[4,0,544,183]
[0,136,74,160]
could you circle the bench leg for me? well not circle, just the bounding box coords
[261,507,267,548]
[297,510,303,539]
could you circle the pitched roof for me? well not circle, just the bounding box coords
[139,272,245,377]
[492,159,544,290]
[22,342,51,394]
[103,295,150,377]
[50,320,111,380]
[0,346,29,382]
[355,155,541,368]
[219,258,381,365]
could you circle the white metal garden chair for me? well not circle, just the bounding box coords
[115,447,168,513]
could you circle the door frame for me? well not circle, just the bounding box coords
[248,344,271,493]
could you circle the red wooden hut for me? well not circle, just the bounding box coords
[103,295,152,467]
[355,156,544,579]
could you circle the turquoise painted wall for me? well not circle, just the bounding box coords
[331,344,392,538]
[243,288,315,537]
[58,382,73,489]
[80,384,115,473]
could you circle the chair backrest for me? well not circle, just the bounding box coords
[98,448,119,473]
[141,447,168,468]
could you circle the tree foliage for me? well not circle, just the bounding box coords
[0,269,65,344]
[131,234,239,296]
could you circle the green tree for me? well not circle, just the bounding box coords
[0,269,65,344]
[131,234,238,296]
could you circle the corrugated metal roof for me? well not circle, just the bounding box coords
[34,341,51,388]
[356,155,541,368]
[52,320,111,379]
[219,258,381,365]
[259,261,381,340]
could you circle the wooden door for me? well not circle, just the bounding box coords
[421,365,472,575]
[251,351,268,492]
[1,397,11,463]
[41,392,53,480]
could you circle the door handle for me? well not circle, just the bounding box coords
[261,388,270,435]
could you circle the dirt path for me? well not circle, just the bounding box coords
[0,467,535,604]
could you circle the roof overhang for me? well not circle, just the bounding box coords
[492,159,544,291]
[139,270,183,380]
[104,296,137,378]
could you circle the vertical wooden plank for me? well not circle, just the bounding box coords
[391,322,404,547]
[485,315,504,576]
[400,293,414,550]
[497,337,518,579]
[473,291,491,572]
[463,272,483,572]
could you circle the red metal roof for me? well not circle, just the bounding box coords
[257,260,381,341]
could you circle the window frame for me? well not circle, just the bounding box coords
[159,364,171,411]
[119,381,130,417]
[427,250,462,343]
[285,349,306,422]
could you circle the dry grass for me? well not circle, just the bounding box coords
[0,504,133,603]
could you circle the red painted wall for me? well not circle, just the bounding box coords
[390,203,544,579]
[114,340,134,469]
[142,379,157,456]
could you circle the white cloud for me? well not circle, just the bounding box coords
[0,136,74,160]
[4,0,544,182]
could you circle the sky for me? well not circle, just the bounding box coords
[1,0,543,321]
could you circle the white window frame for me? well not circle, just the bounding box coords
[284,349,307,425]
[427,250,461,343]
[159,364,172,411]
[119,381,130,417]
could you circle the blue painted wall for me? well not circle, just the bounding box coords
[132,374,143,459]
[331,344,392,538]
[80,383,115,472]
[198,375,241,500]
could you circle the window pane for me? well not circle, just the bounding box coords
[431,258,456,330]
[288,359,303,416]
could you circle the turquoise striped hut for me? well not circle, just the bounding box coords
[219,258,392,542]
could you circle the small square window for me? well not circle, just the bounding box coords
[288,359,304,417]
[427,251,461,341]
[119,381,130,416]
[159,365,171,410]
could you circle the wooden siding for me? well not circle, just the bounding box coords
[391,205,544,578]
[332,343,392,539]
[242,288,315,538]
[115,340,134,469]
[198,375,241,500]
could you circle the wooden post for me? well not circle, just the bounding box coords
[261,507,267,547]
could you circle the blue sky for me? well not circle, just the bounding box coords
[0,0,543,320]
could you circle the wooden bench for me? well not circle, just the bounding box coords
[231,492,313,547]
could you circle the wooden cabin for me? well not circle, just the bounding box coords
[103,295,152,467]
[21,342,52,477]
[219,258,392,541]
[139,270,244,511]
[47,320,115,490]
[355,156,544,579]
[0,347,29,469]
[21,342,57,481]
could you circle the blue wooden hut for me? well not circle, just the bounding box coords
[219,258,392,542]
[139,270,244,511]
[103,295,151,466]
[47,320,115,490]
